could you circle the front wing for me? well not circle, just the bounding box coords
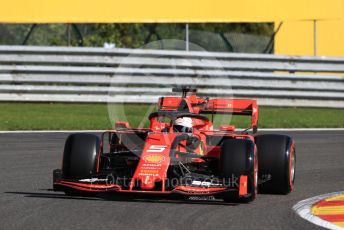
[53,171,249,197]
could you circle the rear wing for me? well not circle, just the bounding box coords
[157,96,259,133]
[201,99,259,133]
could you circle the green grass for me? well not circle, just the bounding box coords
[0,102,343,130]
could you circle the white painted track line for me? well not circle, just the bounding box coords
[0,130,105,134]
[0,128,343,134]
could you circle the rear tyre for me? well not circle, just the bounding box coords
[61,133,101,196]
[255,134,296,194]
[220,139,257,203]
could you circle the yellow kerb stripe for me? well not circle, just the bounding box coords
[312,206,344,215]
[333,222,344,227]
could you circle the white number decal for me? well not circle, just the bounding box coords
[147,145,166,153]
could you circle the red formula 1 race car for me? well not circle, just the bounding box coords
[53,87,296,202]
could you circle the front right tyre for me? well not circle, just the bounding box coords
[220,139,257,203]
[60,133,101,196]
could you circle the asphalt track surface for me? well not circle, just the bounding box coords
[0,131,343,230]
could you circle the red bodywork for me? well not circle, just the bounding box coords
[55,92,258,197]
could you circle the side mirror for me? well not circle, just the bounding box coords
[115,121,130,129]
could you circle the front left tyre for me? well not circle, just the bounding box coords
[255,134,296,194]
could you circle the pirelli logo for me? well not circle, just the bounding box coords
[143,154,166,164]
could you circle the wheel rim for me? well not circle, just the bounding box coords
[290,150,296,183]
[254,154,258,195]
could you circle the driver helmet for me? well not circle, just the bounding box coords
[173,117,193,133]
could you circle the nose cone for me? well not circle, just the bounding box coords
[130,133,173,191]
[140,176,155,190]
